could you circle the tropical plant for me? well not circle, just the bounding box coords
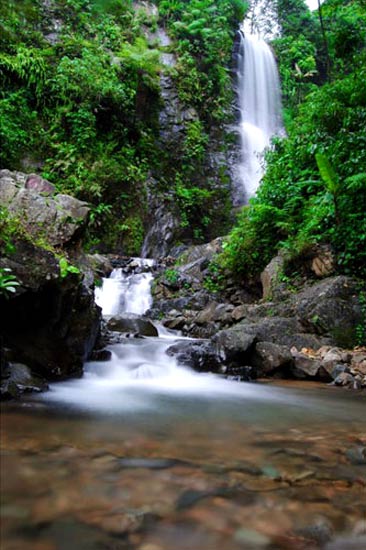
[0,268,20,297]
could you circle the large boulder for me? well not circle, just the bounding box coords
[293,276,363,347]
[0,171,101,388]
[0,169,90,247]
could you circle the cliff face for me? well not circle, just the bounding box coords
[0,170,101,397]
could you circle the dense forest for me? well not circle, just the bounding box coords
[1,0,365,279]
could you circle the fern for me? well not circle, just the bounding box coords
[315,153,339,196]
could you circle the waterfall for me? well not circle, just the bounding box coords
[42,258,283,413]
[237,31,283,198]
[95,262,154,316]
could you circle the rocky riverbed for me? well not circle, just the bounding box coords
[1,383,366,550]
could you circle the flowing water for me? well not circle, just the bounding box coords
[1,265,366,550]
[237,31,283,198]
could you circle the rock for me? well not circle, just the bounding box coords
[106,315,158,337]
[291,353,330,380]
[194,302,233,326]
[0,171,90,247]
[310,244,335,277]
[163,316,187,330]
[260,254,285,300]
[87,254,113,278]
[297,516,333,546]
[212,327,256,364]
[89,349,112,362]
[252,342,293,375]
[25,173,55,194]
[345,446,366,465]
[166,340,223,372]
[231,304,247,321]
[294,276,364,347]
[0,171,101,382]
[1,362,48,400]
[334,372,355,387]
[213,317,326,363]
[324,535,366,549]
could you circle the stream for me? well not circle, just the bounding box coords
[1,264,365,550]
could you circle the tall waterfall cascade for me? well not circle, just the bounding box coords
[237,30,284,198]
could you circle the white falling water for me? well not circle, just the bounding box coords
[95,265,154,316]
[237,31,283,198]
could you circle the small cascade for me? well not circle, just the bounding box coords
[42,257,284,413]
[95,260,155,316]
[237,30,283,198]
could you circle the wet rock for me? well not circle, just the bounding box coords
[1,362,48,400]
[166,340,223,373]
[234,528,271,547]
[89,349,112,362]
[334,372,355,387]
[345,446,366,465]
[106,315,158,337]
[324,535,366,549]
[225,365,253,381]
[212,327,255,364]
[297,516,333,546]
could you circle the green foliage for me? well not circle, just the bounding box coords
[0,268,20,297]
[356,290,366,345]
[220,203,285,278]
[0,206,20,255]
[58,257,81,279]
[158,0,246,121]
[164,268,179,285]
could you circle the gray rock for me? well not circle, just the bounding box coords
[294,276,364,347]
[324,535,366,549]
[291,353,331,380]
[107,315,158,337]
[0,171,89,247]
[25,173,55,194]
[260,254,285,300]
[212,327,256,363]
[1,363,48,400]
[334,372,355,387]
[166,340,222,373]
[252,342,293,375]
